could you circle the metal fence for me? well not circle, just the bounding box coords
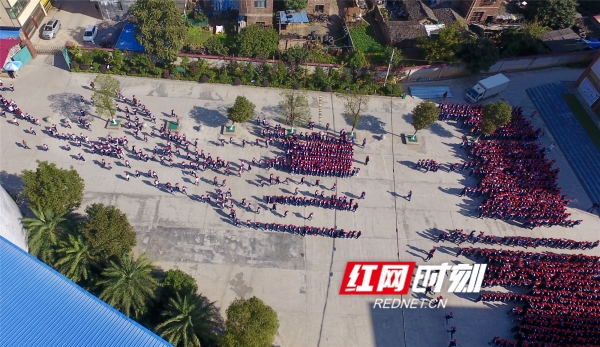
[33,45,64,55]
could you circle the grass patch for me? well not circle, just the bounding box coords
[349,24,384,53]
[562,93,600,153]
[184,26,212,47]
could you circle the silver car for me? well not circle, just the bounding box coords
[42,19,61,40]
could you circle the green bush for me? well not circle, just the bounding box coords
[76,50,94,65]
[92,48,110,64]
[384,83,403,97]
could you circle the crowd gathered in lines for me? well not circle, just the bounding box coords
[414,158,442,172]
[6,90,364,242]
[279,132,357,177]
[437,229,598,250]
[441,103,579,229]
[460,248,600,346]
[264,192,363,212]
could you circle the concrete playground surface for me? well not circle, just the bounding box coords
[1,57,599,347]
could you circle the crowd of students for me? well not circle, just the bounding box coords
[453,106,579,228]
[437,229,598,250]
[461,248,600,346]
[280,133,356,177]
[264,194,360,211]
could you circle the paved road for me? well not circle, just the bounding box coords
[1,58,598,347]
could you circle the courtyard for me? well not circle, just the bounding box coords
[1,57,599,347]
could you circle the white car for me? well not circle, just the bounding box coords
[42,19,61,40]
[83,25,98,43]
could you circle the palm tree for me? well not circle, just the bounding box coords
[156,293,219,347]
[54,233,98,284]
[22,205,70,265]
[97,253,158,318]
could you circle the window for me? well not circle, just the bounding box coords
[7,0,31,19]
[254,0,266,8]
[471,11,484,22]
[315,4,324,13]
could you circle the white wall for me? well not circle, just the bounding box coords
[0,186,27,252]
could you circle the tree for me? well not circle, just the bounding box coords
[384,46,403,67]
[55,233,98,284]
[284,0,306,11]
[460,37,499,74]
[129,0,187,62]
[21,160,85,215]
[525,0,577,29]
[279,90,311,129]
[162,269,199,301]
[337,90,370,132]
[93,74,121,121]
[411,100,439,135]
[282,46,309,71]
[236,25,279,59]
[23,205,71,265]
[227,96,255,125]
[416,22,469,63]
[79,203,137,263]
[221,297,279,347]
[481,100,512,134]
[498,23,550,58]
[347,51,366,76]
[156,293,219,347]
[276,62,288,85]
[110,48,126,72]
[97,253,158,318]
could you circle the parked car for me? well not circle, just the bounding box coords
[42,19,61,40]
[83,25,98,43]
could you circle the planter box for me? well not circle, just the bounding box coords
[162,120,179,132]
[286,128,297,136]
[221,125,238,136]
[406,134,419,145]
[347,131,357,139]
[106,119,121,130]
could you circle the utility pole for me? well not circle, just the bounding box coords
[383,48,394,87]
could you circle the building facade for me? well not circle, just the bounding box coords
[0,0,47,39]
[305,0,330,15]
[454,0,502,23]
[238,0,273,25]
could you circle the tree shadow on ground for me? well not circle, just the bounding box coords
[189,105,228,127]
[47,93,93,122]
[260,105,280,119]
[0,170,24,203]
[427,122,455,138]
[343,114,387,134]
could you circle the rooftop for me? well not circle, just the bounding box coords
[0,236,173,347]
[541,28,590,53]
[385,21,428,40]
[279,10,309,25]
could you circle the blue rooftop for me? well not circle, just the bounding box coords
[115,24,145,52]
[0,236,173,347]
[279,10,309,24]
[0,27,21,40]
